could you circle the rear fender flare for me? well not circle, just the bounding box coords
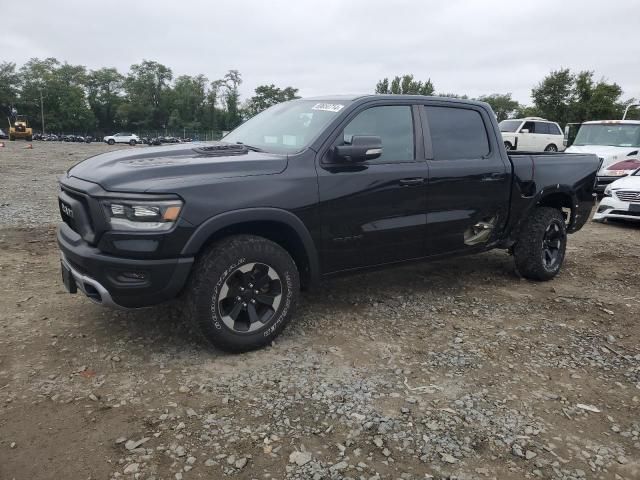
[506,186,578,246]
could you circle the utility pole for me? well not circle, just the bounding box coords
[39,89,45,134]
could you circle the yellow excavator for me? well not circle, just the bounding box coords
[8,115,33,141]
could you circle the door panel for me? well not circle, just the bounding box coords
[534,121,550,150]
[518,121,535,150]
[317,104,428,272]
[422,105,510,255]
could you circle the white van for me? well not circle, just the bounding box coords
[499,117,565,152]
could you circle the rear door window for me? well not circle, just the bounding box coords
[534,122,550,134]
[549,123,562,135]
[425,106,490,160]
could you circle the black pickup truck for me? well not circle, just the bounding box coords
[57,95,599,351]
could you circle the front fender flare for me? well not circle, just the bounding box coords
[181,207,320,283]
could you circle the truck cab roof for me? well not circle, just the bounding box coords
[304,94,491,109]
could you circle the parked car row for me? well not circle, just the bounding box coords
[102,133,193,146]
[32,133,94,143]
[140,136,193,145]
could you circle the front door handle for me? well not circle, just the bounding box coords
[399,177,425,187]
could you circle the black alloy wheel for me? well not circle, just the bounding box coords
[541,221,565,271]
[216,262,283,333]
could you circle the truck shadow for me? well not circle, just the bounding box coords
[90,251,517,355]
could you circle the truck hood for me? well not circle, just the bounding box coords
[67,142,288,192]
[566,145,639,172]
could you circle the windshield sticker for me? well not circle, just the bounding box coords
[312,103,344,113]
[282,135,297,146]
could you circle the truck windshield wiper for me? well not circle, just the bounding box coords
[235,142,264,152]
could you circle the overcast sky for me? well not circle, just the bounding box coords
[4,0,639,104]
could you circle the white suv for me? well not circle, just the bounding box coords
[103,132,140,146]
[499,117,565,152]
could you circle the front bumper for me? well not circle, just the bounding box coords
[593,197,640,222]
[57,223,194,308]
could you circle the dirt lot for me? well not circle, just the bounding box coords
[0,142,639,480]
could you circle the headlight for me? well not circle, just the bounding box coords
[604,186,612,197]
[101,199,183,231]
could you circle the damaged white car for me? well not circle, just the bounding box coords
[593,168,640,222]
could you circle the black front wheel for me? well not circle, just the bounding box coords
[185,235,299,352]
[513,207,567,281]
[544,144,558,152]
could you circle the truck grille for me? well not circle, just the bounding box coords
[616,191,640,203]
[59,186,96,243]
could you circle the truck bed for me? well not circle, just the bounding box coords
[507,151,599,234]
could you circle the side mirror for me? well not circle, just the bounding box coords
[334,135,382,162]
[520,129,529,134]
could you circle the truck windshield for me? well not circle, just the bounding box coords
[499,120,522,132]
[223,100,350,154]
[573,124,640,147]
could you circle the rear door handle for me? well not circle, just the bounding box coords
[482,173,507,181]
[399,177,425,186]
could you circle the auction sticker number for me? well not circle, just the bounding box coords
[312,103,344,113]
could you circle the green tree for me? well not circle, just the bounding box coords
[204,79,225,132]
[531,68,574,125]
[514,104,541,118]
[245,84,299,117]
[375,74,434,95]
[87,68,124,132]
[0,62,20,115]
[171,74,208,129]
[19,58,94,133]
[18,57,59,130]
[477,93,521,121]
[532,68,627,125]
[222,70,242,129]
[55,63,95,132]
[122,60,173,129]
[572,71,624,122]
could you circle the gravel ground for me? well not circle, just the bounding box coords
[1,142,639,480]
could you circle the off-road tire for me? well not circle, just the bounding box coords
[185,235,299,352]
[107,139,115,145]
[514,207,567,281]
